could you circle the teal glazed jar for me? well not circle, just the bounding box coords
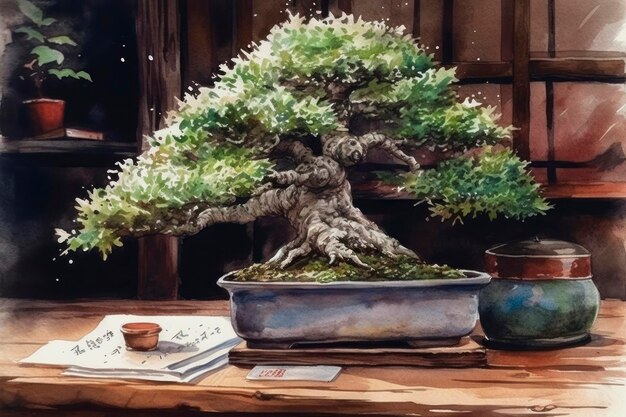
[479,238,600,348]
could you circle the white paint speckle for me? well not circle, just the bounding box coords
[120,57,125,63]
[148,55,154,61]
[69,260,74,264]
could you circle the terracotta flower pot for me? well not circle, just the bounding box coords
[23,98,65,135]
[121,322,162,351]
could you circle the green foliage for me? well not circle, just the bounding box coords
[171,14,437,146]
[231,255,464,282]
[57,142,271,259]
[350,68,512,150]
[386,148,551,223]
[13,0,91,90]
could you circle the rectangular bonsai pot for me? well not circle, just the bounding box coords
[217,270,491,348]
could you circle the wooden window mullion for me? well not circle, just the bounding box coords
[442,0,454,64]
[512,0,531,160]
[546,0,556,183]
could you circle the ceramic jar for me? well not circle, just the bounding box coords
[479,238,600,348]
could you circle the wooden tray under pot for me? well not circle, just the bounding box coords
[228,337,486,368]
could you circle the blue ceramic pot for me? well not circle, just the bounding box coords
[479,239,600,348]
[218,270,491,348]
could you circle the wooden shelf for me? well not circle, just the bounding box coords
[352,180,626,200]
[530,58,626,82]
[0,139,137,157]
[450,58,625,82]
[541,182,626,199]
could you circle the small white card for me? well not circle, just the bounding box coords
[247,365,341,382]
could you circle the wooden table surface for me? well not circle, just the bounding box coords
[1,298,625,417]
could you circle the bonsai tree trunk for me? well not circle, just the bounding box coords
[161,130,420,268]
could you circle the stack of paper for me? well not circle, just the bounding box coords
[20,314,241,383]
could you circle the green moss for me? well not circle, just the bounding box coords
[230,255,464,283]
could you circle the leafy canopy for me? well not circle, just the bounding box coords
[380,147,551,224]
[57,13,546,258]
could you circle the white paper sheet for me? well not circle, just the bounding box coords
[64,357,230,383]
[20,314,241,382]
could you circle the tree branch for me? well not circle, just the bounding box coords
[273,140,316,163]
[361,132,420,172]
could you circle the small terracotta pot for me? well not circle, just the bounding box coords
[121,322,162,351]
[23,98,65,135]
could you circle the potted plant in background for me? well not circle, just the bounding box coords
[13,0,92,135]
[57,14,550,348]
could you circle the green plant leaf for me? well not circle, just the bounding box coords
[17,0,43,25]
[47,68,78,79]
[14,26,44,43]
[48,36,77,46]
[48,69,93,82]
[31,45,64,66]
[17,0,54,26]
[76,71,92,81]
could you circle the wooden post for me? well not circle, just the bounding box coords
[235,0,253,53]
[501,0,513,61]
[135,0,182,300]
[512,0,531,160]
[441,0,454,64]
[412,0,420,39]
[337,0,352,14]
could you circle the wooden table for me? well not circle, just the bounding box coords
[1,298,625,417]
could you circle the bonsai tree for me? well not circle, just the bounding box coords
[14,0,91,96]
[57,15,549,280]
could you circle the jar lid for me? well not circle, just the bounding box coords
[485,238,591,280]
